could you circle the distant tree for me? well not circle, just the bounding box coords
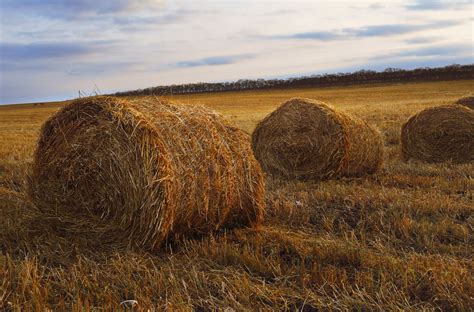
[113,64,474,97]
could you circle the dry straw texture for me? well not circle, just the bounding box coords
[456,96,474,109]
[401,104,474,163]
[251,98,384,180]
[29,96,265,250]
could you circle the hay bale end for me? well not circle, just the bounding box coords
[251,98,384,180]
[456,96,474,110]
[29,96,265,250]
[401,104,474,163]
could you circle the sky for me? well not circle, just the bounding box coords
[0,0,472,104]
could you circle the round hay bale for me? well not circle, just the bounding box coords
[401,104,474,163]
[456,96,474,110]
[251,98,384,180]
[29,96,265,250]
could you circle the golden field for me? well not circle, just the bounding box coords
[1,80,473,310]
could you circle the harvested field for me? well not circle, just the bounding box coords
[1,80,473,310]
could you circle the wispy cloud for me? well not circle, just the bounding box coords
[112,9,194,29]
[263,9,298,16]
[1,0,188,36]
[175,54,255,68]
[346,21,458,37]
[405,0,472,11]
[404,36,441,44]
[368,3,384,10]
[65,61,142,76]
[264,20,460,41]
[0,42,94,60]
[374,43,472,60]
[396,44,472,58]
[0,40,116,73]
[270,31,342,41]
[0,0,136,18]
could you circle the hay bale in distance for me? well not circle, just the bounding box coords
[251,98,384,180]
[401,104,474,163]
[29,96,265,250]
[456,96,474,110]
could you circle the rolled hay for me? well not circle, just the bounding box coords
[251,98,384,180]
[456,96,474,110]
[401,104,474,163]
[29,96,265,250]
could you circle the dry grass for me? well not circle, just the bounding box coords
[401,104,474,163]
[251,98,384,180]
[1,80,473,310]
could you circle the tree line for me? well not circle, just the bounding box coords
[113,64,473,97]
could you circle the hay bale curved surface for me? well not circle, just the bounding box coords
[456,96,474,110]
[251,98,384,180]
[401,104,474,163]
[29,96,265,250]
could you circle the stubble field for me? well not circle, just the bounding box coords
[1,80,473,310]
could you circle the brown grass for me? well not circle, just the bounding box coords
[401,104,474,163]
[1,80,473,310]
[252,98,384,180]
[29,96,264,251]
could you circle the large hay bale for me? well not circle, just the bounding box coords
[251,98,384,180]
[401,105,474,163]
[456,96,474,110]
[29,96,265,250]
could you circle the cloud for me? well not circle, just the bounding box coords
[264,20,460,41]
[0,42,93,60]
[0,40,116,74]
[368,3,384,9]
[263,9,298,16]
[64,61,143,76]
[394,44,472,57]
[349,24,427,37]
[405,0,472,11]
[374,43,472,60]
[405,36,441,44]
[270,31,342,41]
[345,20,459,37]
[0,0,135,18]
[0,0,182,34]
[112,9,194,32]
[0,57,145,103]
[175,54,255,68]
